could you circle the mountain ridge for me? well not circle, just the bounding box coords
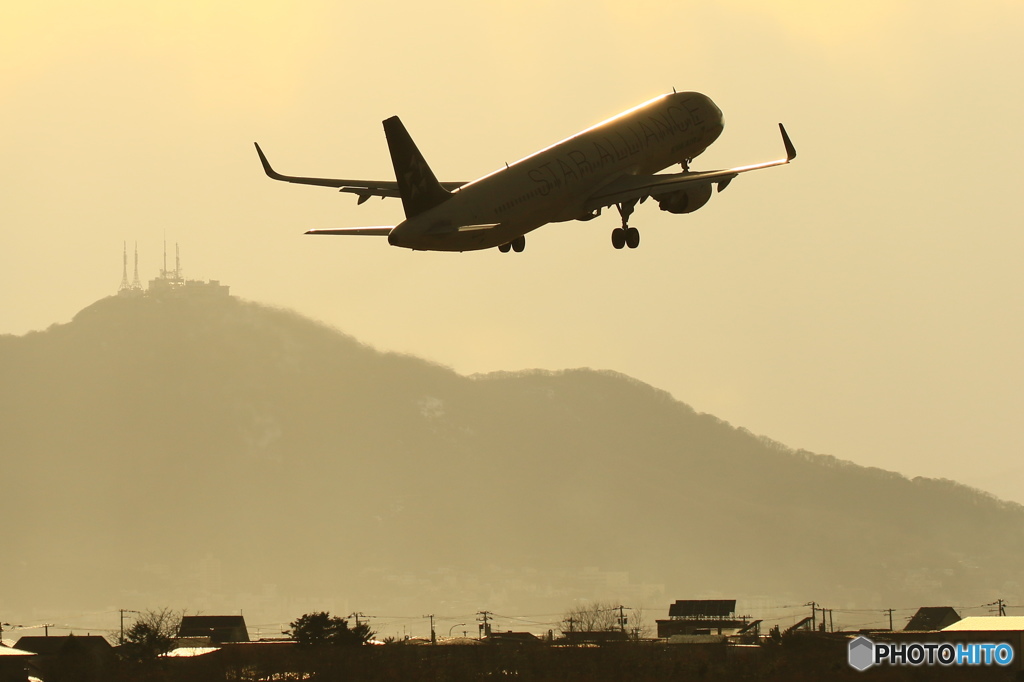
[1,293,1021,625]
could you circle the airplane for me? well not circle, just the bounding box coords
[254,91,795,253]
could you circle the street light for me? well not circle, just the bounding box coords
[448,623,466,638]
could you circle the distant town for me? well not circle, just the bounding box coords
[2,598,1021,681]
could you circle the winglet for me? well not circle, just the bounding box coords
[254,142,286,181]
[251,143,355,189]
[779,124,797,161]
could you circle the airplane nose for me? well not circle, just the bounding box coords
[703,95,723,126]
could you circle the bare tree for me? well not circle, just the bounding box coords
[560,600,620,635]
[119,608,182,660]
[629,605,654,640]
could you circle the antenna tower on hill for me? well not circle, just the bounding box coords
[131,242,142,290]
[118,242,130,292]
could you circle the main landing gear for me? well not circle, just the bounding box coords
[611,199,640,249]
[498,235,526,253]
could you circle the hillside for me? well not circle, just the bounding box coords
[1,294,1022,625]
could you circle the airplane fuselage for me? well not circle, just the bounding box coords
[387,92,724,252]
[256,90,794,252]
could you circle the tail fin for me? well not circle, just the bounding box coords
[383,116,451,218]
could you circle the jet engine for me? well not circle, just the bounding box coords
[655,183,713,214]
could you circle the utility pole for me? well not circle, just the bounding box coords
[885,609,894,631]
[998,599,1006,617]
[477,611,492,640]
[809,604,826,632]
[829,609,834,633]
[617,605,628,635]
[424,614,436,644]
[119,609,139,644]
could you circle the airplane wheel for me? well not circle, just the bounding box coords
[512,236,526,252]
[499,243,511,253]
[626,227,640,249]
[611,228,626,250]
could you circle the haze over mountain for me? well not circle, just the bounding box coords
[2,293,1022,632]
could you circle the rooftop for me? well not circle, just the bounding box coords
[943,617,1024,632]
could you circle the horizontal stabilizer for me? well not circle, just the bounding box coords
[305,227,394,236]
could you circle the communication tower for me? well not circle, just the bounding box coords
[118,242,130,293]
[131,242,142,290]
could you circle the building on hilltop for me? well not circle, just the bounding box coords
[116,241,229,299]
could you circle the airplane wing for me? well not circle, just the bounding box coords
[304,222,501,238]
[305,227,394,236]
[584,123,796,211]
[304,223,500,238]
[254,143,466,204]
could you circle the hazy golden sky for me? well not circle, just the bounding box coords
[2,1,1023,501]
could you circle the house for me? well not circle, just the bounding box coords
[560,630,629,645]
[656,600,758,639]
[943,616,1024,633]
[904,606,960,631]
[486,631,542,646]
[13,636,115,680]
[177,615,250,644]
[0,644,36,682]
[12,636,113,658]
[941,616,1024,672]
